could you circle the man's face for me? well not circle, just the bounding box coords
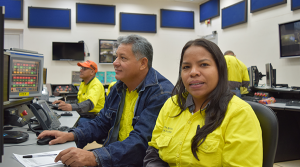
[79,67,93,80]
[113,44,142,83]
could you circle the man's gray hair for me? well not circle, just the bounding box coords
[224,50,235,56]
[117,34,153,69]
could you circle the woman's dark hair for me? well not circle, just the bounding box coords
[171,38,233,160]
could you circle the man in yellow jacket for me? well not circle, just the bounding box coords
[53,60,105,125]
[224,50,250,97]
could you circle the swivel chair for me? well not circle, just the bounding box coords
[246,101,279,167]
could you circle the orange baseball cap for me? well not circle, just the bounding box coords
[77,60,98,73]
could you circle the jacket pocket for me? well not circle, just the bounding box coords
[199,139,219,153]
[196,139,220,167]
[156,134,172,148]
[104,108,117,120]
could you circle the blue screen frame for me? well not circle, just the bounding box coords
[120,12,156,33]
[222,0,247,29]
[160,9,194,29]
[76,3,115,25]
[28,7,71,29]
[291,0,300,11]
[251,0,287,13]
[0,0,23,20]
[200,0,220,22]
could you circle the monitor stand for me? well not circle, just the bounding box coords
[3,130,29,144]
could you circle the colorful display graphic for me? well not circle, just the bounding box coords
[11,60,39,92]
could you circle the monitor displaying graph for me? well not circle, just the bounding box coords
[106,71,116,84]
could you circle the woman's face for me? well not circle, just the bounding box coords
[181,45,219,103]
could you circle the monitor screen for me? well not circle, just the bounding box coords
[52,42,84,61]
[7,50,44,98]
[279,19,300,58]
[99,39,118,63]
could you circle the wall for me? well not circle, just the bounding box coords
[4,0,300,87]
[199,0,300,87]
[4,0,200,85]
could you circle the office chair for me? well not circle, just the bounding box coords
[245,101,279,167]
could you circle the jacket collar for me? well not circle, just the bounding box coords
[184,93,210,113]
[81,76,95,85]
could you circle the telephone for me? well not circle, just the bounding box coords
[29,100,61,130]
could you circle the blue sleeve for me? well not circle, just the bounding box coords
[71,105,111,148]
[95,91,171,167]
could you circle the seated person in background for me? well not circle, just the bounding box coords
[106,81,117,96]
[38,34,174,167]
[53,60,105,126]
[224,50,250,97]
[144,39,262,167]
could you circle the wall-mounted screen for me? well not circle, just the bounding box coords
[222,0,247,29]
[160,9,194,29]
[251,0,287,13]
[0,0,23,20]
[279,19,300,58]
[52,42,84,61]
[96,72,105,84]
[106,71,116,84]
[28,7,71,29]
[200,0,220,22]
[291,0,300,11]
[76,3,115,24]
[99,39,118,63]
[120,12,156,33]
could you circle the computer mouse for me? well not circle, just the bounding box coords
[37,136,56,145]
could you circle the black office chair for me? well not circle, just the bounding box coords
[246,101,279,167]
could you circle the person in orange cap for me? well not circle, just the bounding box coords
[53,60,105,126]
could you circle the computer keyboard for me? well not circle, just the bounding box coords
[241,96,300,107]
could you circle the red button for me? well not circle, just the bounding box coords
[22,110,28,116]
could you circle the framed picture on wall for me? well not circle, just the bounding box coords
[99,39,118,64]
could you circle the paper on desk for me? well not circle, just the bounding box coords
[13,150,64,167]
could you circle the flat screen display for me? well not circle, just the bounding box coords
[279,20,300,58]
[52,42,84,61]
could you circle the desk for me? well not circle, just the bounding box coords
[1,110,79,167]
[247,87,300,162]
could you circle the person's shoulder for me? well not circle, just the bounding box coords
[227,96,252,113]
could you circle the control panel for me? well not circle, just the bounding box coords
[51,84,78,96]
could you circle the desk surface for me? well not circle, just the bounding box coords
[1,110,79,167]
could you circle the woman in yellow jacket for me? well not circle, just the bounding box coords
[143,39,262,167]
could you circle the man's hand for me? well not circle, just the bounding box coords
[55,147,98,167]
[37,130,75,145]
[52,100,72,111]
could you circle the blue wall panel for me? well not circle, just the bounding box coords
[161,9,194,29]
[222,0,247,29]
[0,0,23,20]
[251,0,287,13]
[120,13,156,33]
[28,7,71,29]
[291,0,300,11]
[76,3,115,24]
[200,0,219,22]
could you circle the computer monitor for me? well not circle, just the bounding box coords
[6,49,44,99]
[265,63,273,87]
[43,68,47,84]
[0,6,4,163]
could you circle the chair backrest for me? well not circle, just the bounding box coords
[246,101,279,167]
